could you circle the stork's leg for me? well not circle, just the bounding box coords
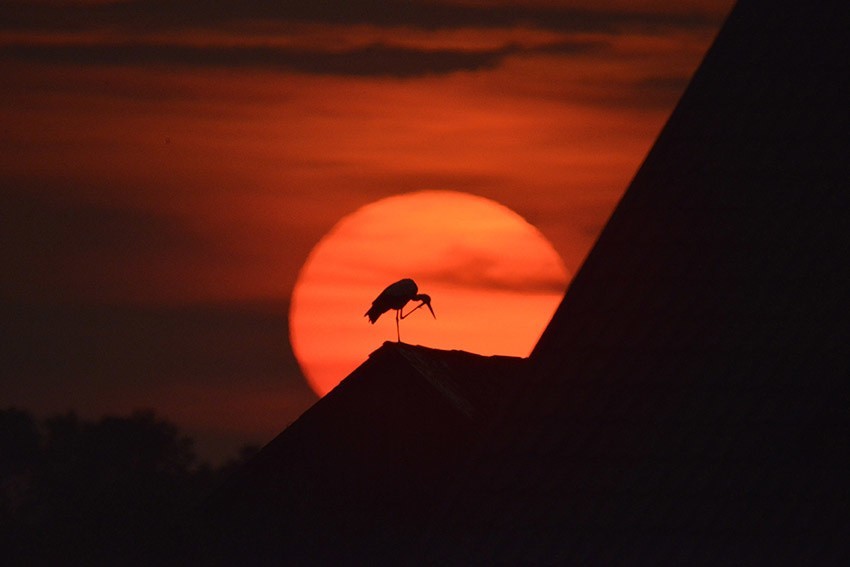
[395,309,401,342]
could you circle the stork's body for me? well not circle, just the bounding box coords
[365,278,435,342]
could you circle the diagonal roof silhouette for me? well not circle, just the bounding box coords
[416,1,850,564]
[196,343,525,564]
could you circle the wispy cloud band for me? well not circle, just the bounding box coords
[1,38,602,76]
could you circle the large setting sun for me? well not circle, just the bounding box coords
[289,190,570,396]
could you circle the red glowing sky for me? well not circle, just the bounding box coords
[0,0,734,461]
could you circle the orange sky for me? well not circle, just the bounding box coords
[0,0,734,461]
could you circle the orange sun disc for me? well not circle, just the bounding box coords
[289,190,569,397]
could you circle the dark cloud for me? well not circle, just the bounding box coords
[1,42,504,76]
[0,0,721,77]
[434,270,568,295]
[1,0,721,34]
[421,247,568,295]
[0,38,603,77]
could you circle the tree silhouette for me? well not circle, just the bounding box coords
[0,407,256,565]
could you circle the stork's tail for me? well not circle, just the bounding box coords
[365,306,381,323]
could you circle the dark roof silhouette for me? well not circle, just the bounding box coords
[417,1,850,564]
[195,1,849,564]
[198,343,524,564]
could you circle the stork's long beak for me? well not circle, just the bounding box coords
[425,302,436,319]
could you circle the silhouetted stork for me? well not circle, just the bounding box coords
[365,278,436,342]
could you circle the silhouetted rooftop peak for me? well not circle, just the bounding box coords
[362,341,526,424]
[197,341,526,563]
